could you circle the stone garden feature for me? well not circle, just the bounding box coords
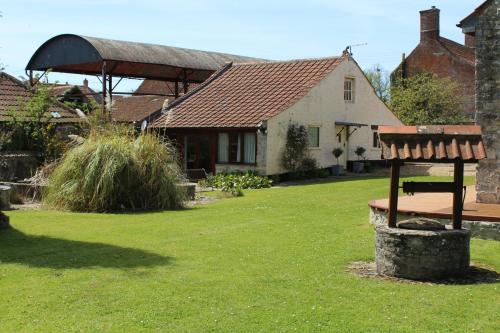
[375,125,487,280]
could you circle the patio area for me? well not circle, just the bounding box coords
[369,186,500,222]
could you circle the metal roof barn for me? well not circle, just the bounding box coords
[26,34,265,116]
[26,34,262,82]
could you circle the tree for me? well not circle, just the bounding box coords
[389,73,465,125]
[364,64,390,103]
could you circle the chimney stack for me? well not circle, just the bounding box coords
[83,78,88,88]
[464,34,475,48]
[420,6,440,41]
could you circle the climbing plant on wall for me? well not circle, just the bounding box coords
[281,123,309,171]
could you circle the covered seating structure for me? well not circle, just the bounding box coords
[378,125,487,229]
[26,34,263,114]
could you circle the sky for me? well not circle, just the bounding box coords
[0,0,483,93]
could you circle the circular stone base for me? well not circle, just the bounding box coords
[375,224,471,280]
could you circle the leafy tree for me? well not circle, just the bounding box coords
[364,64,390,103]
[389,73,465,125]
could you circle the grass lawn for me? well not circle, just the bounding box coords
[0,176,498,332]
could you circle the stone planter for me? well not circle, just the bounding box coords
[177,183,196,200]
[375,223,470,280]
[352,161,364,173]
[0,185,11,210]
[330,165,343,176]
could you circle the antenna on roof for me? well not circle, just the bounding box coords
[343,43,368,56]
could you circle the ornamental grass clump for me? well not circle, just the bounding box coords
[44,130,186,212]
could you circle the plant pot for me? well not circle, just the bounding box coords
[352,161,364,173]
[330,164,343,176]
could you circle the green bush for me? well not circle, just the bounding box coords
[44,130,186,212]
[206,171,272,190]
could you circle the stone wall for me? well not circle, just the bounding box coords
[375,224,470,280]
[475,0,500,204]
[0,152,40,181]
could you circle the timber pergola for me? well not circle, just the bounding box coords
[26,34,264,112]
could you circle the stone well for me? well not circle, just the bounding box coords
[375,223,471,280]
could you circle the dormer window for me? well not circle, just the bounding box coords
[344,78,354,102]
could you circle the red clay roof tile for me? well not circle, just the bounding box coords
[0,72,83,123]
[151,56,345,128]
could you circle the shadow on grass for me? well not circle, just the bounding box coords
[348,261,499,285]
[0,228,171,269]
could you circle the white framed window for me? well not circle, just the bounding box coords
[344,78,354,102]
[308,126,320,148]
[218,132,256,164]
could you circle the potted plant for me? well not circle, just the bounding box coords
[331,147,344,176]
[353,146,366,173]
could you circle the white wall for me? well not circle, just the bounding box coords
[264,57,402,175]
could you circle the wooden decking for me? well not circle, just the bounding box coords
[369,186,500,222]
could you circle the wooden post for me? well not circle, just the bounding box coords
[101,61,107,114]
[452,160,464,229]
[183,69,188,94]
[174,81,179,99]
[108,74,113,121]
[388,160,401,228]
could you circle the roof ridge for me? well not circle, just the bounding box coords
[233,55,343,67]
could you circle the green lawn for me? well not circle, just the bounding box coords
[0,176,498,332]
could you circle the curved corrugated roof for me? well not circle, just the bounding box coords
[26,34,265,82]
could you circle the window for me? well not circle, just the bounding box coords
[371,125,380,148]
[344,78,354,102]
[244,133,256,163]
[228,133,241,162]
[218,133,229,163]
[308,127,320,148]
[218,132,256,164]
[372,131,380,148]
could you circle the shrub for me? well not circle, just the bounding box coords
[355,146,366,160]
[206,171,272,190]
[281,123,309,171]
[44,130,186,212]
[332,148,343,165]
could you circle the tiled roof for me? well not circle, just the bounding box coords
[111,95,169,123]
[0,72,83,123]
[379,125,487,162]
[439,37,475,64]
[50,83,102,105]
[151,56,346,128]
[134,79,198,96]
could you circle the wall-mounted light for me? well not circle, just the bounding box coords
[257,120,267,135]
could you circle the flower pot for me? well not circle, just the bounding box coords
[352,161,364,173]
[330,164,343,176]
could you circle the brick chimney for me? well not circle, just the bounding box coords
[464,34,475,48]
[83,78,88,89]
[420,6,440,41]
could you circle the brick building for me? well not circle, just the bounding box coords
[392,6,475,118]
